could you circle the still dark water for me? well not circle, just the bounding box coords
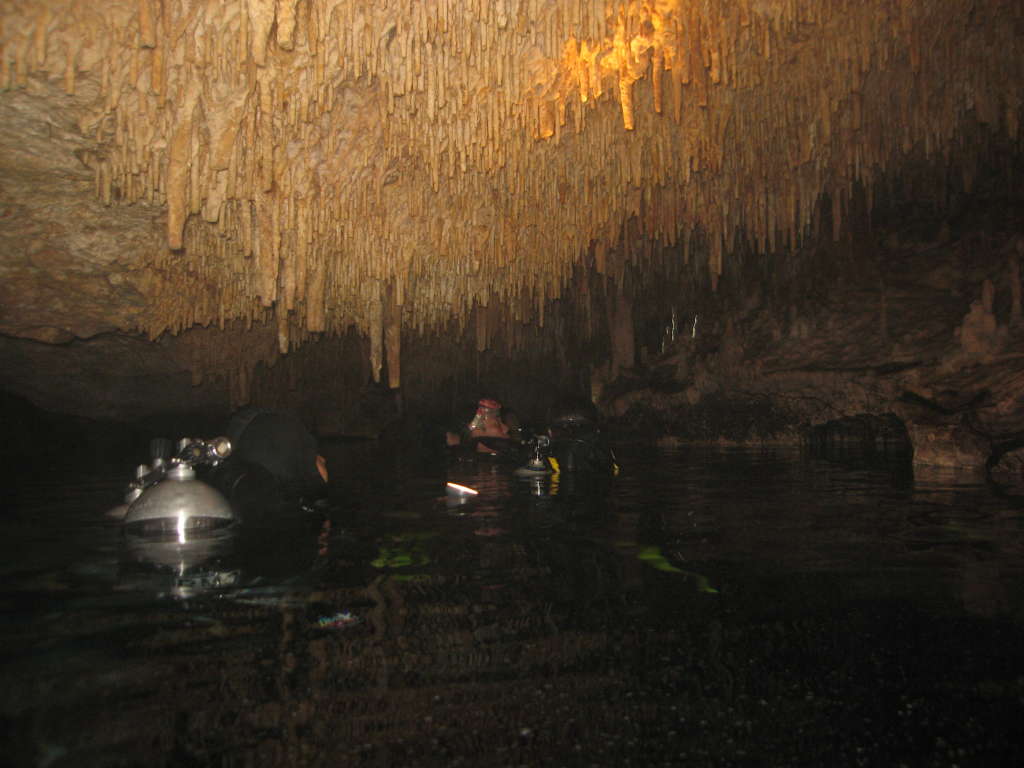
[3,441,1024,767]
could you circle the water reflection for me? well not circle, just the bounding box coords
[119,523,240,599]
[2,444,1023,766]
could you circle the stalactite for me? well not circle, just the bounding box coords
[32,7,48,70]
[369,281,383,384]
[276,304,290,354]
[247,0,275,65]
[138,0,156,49]
[0,0,1018,379]
[275,0,297,51]
[385,282,402,389]
[618,67,634,131]
[166,117,192,250]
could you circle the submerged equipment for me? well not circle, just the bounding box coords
[122,436,235,539]
[513,434,553,477]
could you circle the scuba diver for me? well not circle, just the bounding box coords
[445,397,524,462]
[501,396,617,501]
[113,408,333,603]
[117,407,328,530]
[212,406,329,508]
[543,396,619,477]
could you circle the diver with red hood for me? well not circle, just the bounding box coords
[445,397,524,460]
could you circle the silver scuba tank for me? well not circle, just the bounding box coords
[122,436,235,540]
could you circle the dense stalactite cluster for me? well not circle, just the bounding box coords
[1,1,1021,388]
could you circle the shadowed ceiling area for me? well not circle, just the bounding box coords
[1,1,1022,468]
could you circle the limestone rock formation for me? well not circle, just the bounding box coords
[602,208,1024,471]
[0,1,1022,466]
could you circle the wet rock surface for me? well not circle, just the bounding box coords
[603,216,1024,472]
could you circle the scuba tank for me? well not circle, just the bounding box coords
[513,434,553,477]
[121,436,235,540]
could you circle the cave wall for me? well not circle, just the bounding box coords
[0,1,1022,472]
[0,282,602,437]
[2,145,1023,477]
[601,149,1024,476]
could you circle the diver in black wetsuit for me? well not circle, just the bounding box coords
[545,397,618,477]
[212,407,329,509]
[118,411,332,597]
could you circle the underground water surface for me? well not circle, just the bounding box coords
[2,440,1023,767]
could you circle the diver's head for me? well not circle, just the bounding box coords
[468,398,508,438]
[547,396,600,439]
[227,409,328,496]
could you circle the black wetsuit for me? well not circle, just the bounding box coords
[548,432,617,476]
[544,397,618,478]
[449,435,525,463]
[213,408,326,508]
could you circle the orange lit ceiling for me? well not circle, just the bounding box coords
[1,1,1021,371]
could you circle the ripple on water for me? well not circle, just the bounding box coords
[2,444,1023,766]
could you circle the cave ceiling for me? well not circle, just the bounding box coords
[0,0,1022,415]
